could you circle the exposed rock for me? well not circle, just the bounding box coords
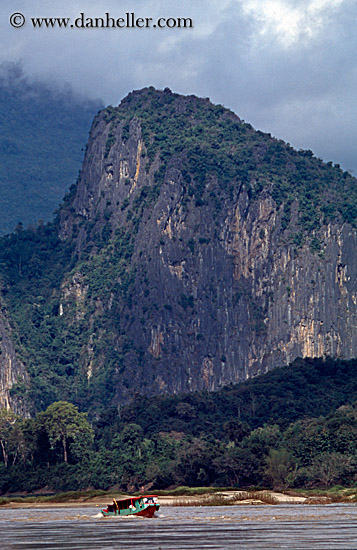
[1,87,356,409]
[0,310,28,414]
[55,88,356,402]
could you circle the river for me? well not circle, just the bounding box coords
[1,504,356,549]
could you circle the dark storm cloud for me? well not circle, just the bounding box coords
[3,0,357,171]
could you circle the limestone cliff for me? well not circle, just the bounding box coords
[57,88,357,402]
[0,309,28,414]
[0,87,356,411]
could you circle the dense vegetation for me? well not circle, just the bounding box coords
[0,64,101,234]
[1,87,356,415]
[0,87,355,495]
[1,357,357,494]
[0,219,137,412]
[106,87,357,236]
[0,221,77,410]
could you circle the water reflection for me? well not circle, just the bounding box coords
[0,505,356,549]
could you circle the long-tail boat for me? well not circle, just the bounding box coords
[101,495,160,517]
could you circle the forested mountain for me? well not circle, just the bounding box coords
[0,87,356,415]
[0,64,102,234]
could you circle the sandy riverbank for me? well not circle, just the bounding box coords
[158,491,307,506]
[1,491,310,509]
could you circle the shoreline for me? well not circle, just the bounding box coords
[1,490,348,509]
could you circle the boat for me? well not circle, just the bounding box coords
[101,495,160,517]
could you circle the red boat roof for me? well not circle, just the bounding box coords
[114,495,158,502]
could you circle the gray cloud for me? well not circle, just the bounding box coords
[3,0,357,172]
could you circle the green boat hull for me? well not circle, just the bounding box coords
[101,495,160,518]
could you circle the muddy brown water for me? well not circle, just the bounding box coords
[0,504,356,549]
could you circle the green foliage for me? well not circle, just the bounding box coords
[42,401,93,463]
[309,236,322,253]
[265,448,297,489]
[1,358,357,493]
[132,184,160,212]
[104,125,116,158]
[0,409,24,468]
[0,222,78,410]
[0,217,138,413]
[100,88,357,238]
[1,86,356,419]
[0,89,357,495]
[0,65,102,234]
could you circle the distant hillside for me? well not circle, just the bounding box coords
[0,64,102,234]
[119,356,357,437]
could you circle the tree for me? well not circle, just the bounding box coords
[308,452,352,487]
[265,448,297,489]
[223,420,250,444]
[173,437,216,486]
[111,424,146,489]
[43,401,93,463]
[214,446,260,486]
[112,423,144,458]
[0,408,23,468]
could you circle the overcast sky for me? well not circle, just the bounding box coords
[3,0,357,173]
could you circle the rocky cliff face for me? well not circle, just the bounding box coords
[224,195,356,374]
[0,87,356,411]
[55,88,357,402]
[0,309,28,414]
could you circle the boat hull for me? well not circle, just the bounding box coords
[101,496,160,518]
[101,504,159,518]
